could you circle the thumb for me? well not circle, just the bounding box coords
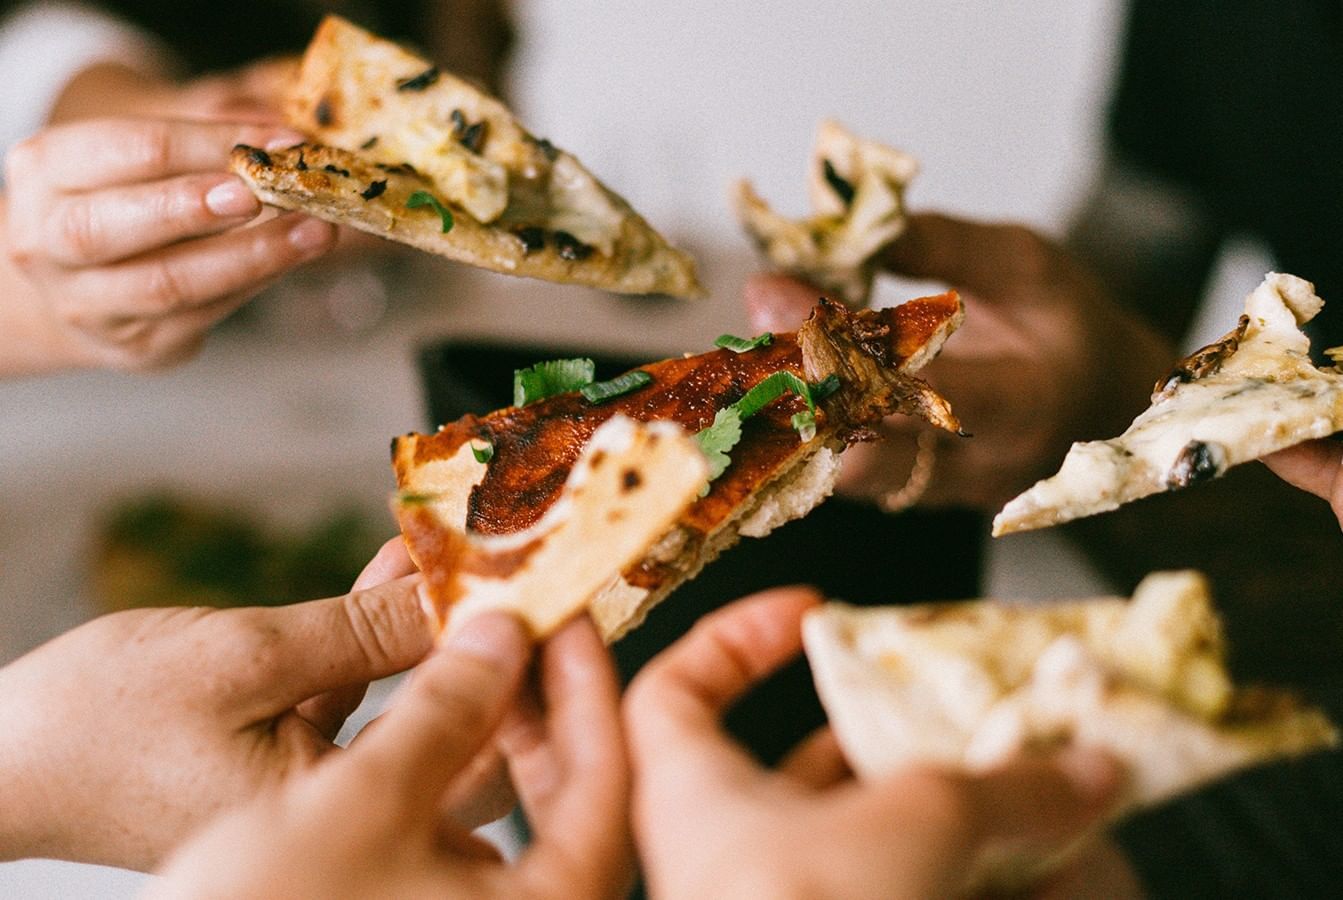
[744,273,824,332]
[237,576,436,718]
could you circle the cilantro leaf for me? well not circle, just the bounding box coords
[791,410,817,442]
[713,332,773,353]
[513,358,596,406]
[406,191,454,232]
[693,406,743,491]
[580,370,653,404]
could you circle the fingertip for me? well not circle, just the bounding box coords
[204,176,261,219]
[1052,746,1126,807]
[351,536,416,590]
[287,216,337,255]
[441,610,532,674]
[743,272,823,332]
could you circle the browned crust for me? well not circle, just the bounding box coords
[231,142,697,296]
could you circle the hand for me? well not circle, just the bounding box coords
[1262,439,1343,528]
[746,213,1174,510]
[624,587,1126,899]
[48,58,297,126]
[150,614,633,900]
[2,115,336,373]
[0,539,432,870]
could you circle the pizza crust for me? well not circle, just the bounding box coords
[231,15,702,298]
[993,273,1343,535]
[804,571,1337,893]
[734,120,917,306]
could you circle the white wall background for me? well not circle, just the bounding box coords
[0,2,1127,895]
[510,0,1123,240]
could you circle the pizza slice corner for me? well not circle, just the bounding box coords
[993,272,1343,536]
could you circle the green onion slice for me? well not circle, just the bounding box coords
[791,410,818,442]
[580,370,652,404]
[406,191,454,232]
[713,332,773,353]
[513,358,596,406]
[734,371,815,419]
[470,440,494,463]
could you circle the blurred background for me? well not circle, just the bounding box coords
[0,0,1274,894]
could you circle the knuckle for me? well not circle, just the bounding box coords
[125,120,176,175]
[52,201,101,262]
[339,592,401,672]
[141,258,192,312]
[4,135,40,183]
[1000,225,1056,283]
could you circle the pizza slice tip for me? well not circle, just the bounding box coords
[992,272,1343,536]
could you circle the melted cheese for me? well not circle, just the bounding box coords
[994,273,1343,535]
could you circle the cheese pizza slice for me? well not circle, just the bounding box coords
[804,571,1337,892]
[393,292,963,641]
[734,120,918,306]
[994,272,1343,535]
[231,15,701,298]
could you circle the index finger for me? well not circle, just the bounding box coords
[624,587,822,768]
[8,118,304,191]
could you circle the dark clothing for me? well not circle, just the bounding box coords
[1107,0,1343,346]
[1100,3,1343,894]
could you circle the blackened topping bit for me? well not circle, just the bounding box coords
[449,109,488,154]
[528,135,559,161]
[360,179,388,200]
[396,66,440,92]
[323,164,351,177]
[1166,440,1225,489]
[514,227,546,254]
[295,150,308,171]
[239,145,272,167]
[822,159,856,206]
[315,97,333,126]
[360,136,379,150]
[553,230,593,261]
[378,162,419,177]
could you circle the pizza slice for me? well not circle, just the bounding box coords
[804,570,1337,892]
[734,120,918,306]
[393,292,963,641]
[402,415,707,636]
[230,15,701,298]
[994,272,1343,535]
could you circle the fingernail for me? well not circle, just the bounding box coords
[1055,747,1124,802]
[204,178,259,218]
[443,611,530,670]
[287,217,334,254]
[264,129,309,150]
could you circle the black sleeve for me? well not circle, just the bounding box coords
[1115,749,1343,899]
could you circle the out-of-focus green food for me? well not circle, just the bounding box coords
[93,493,383,611]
